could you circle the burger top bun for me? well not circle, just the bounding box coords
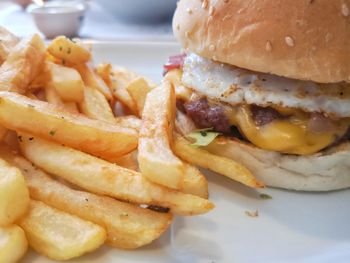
[205,138,350,191]
[173,0,350,84]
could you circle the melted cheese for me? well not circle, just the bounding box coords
[229,106,349,155]
[167,69,349,155]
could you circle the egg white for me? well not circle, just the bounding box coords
[182,54,350,118]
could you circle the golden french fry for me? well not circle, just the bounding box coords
[138,81,208,197]
[0,225,28,263]
[95,63,112,88]
[175,110,197,136]
[19,200,106,261]
[3,130,19,152]
[45,85,65,106]
[47,36,91,64]
[0,158,29,226]
[115,151,139,171]
[29,62,51,90]
[45,85,79,114]
[0,27,19,63]
[64,102,79,114]
[75,63,113,100]
[164,69,192,101]
[79,85,115,123]
[0,45,7,65]
[0,34,45,94]
[47,62,84,102]
[111,84,136,114]
[0,125,7,142]
[173,136,264,188]
[0,149,172,249]
[126,77,154,115]
[110,66,138,113]
[19,134,214,216]
[115,115,141,132]
[0,92,138,160]
[138,81,186,189]
[181,164,208,198]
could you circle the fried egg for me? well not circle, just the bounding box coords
[182,53,350,118]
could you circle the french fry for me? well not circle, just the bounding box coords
[29,62,51,90]
[0,148,172,249]
[138,81,207,197]
[110,66,138,113]
[95,63,112,88]
[0,34,45,94]
[173,136,264,188]
[19,134,214,216]
[64,102,80,114]
[115,151,139,171]
[47,36,91,64]
[0,125,7,142]
[79,85,115,123]
[138,81,186,190]
[44,84,79,114]
[47,62,84,102]
[0,225,27,263]
[175,110,196,136]
[19,200,106,261]
[115,115,141,132]
[0,158,29,226]
[45,85,65,106]
[164,68,193,101]
[126,77,154,115]
[0,45,7,65]
[181,164,208,198]
[0,27,19,63]
[75,63,113,100]
[3,130,20,152]
[0,92,138,160]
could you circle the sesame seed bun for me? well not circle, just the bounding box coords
[205,138,350,191]
[173,0,350,83]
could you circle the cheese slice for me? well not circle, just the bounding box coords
[227,106,349,155]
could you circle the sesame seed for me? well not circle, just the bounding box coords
[296,19,305,26]
[285,36,295,47]
[185,31,190,38]
[222,14,232,21]
[325,33,332,42]
[186,8,193,14]
[202,0,208,9]
[212,55,218,61]
[342,3,349,17]
[209,6,215,15]
[209,44,216,52]
[265,41,272,52]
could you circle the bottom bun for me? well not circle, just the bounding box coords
[204,137,350,191]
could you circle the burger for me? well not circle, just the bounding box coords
[166,0,350,191]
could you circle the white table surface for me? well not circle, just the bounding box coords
[0,1,175,41]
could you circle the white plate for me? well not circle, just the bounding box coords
[24,42,350,263]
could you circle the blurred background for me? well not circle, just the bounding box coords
[0,0,177,41]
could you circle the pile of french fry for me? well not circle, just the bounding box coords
[0,27,262,262]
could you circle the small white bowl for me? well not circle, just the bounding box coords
[98,0,177,23]
[29,1,86,39]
